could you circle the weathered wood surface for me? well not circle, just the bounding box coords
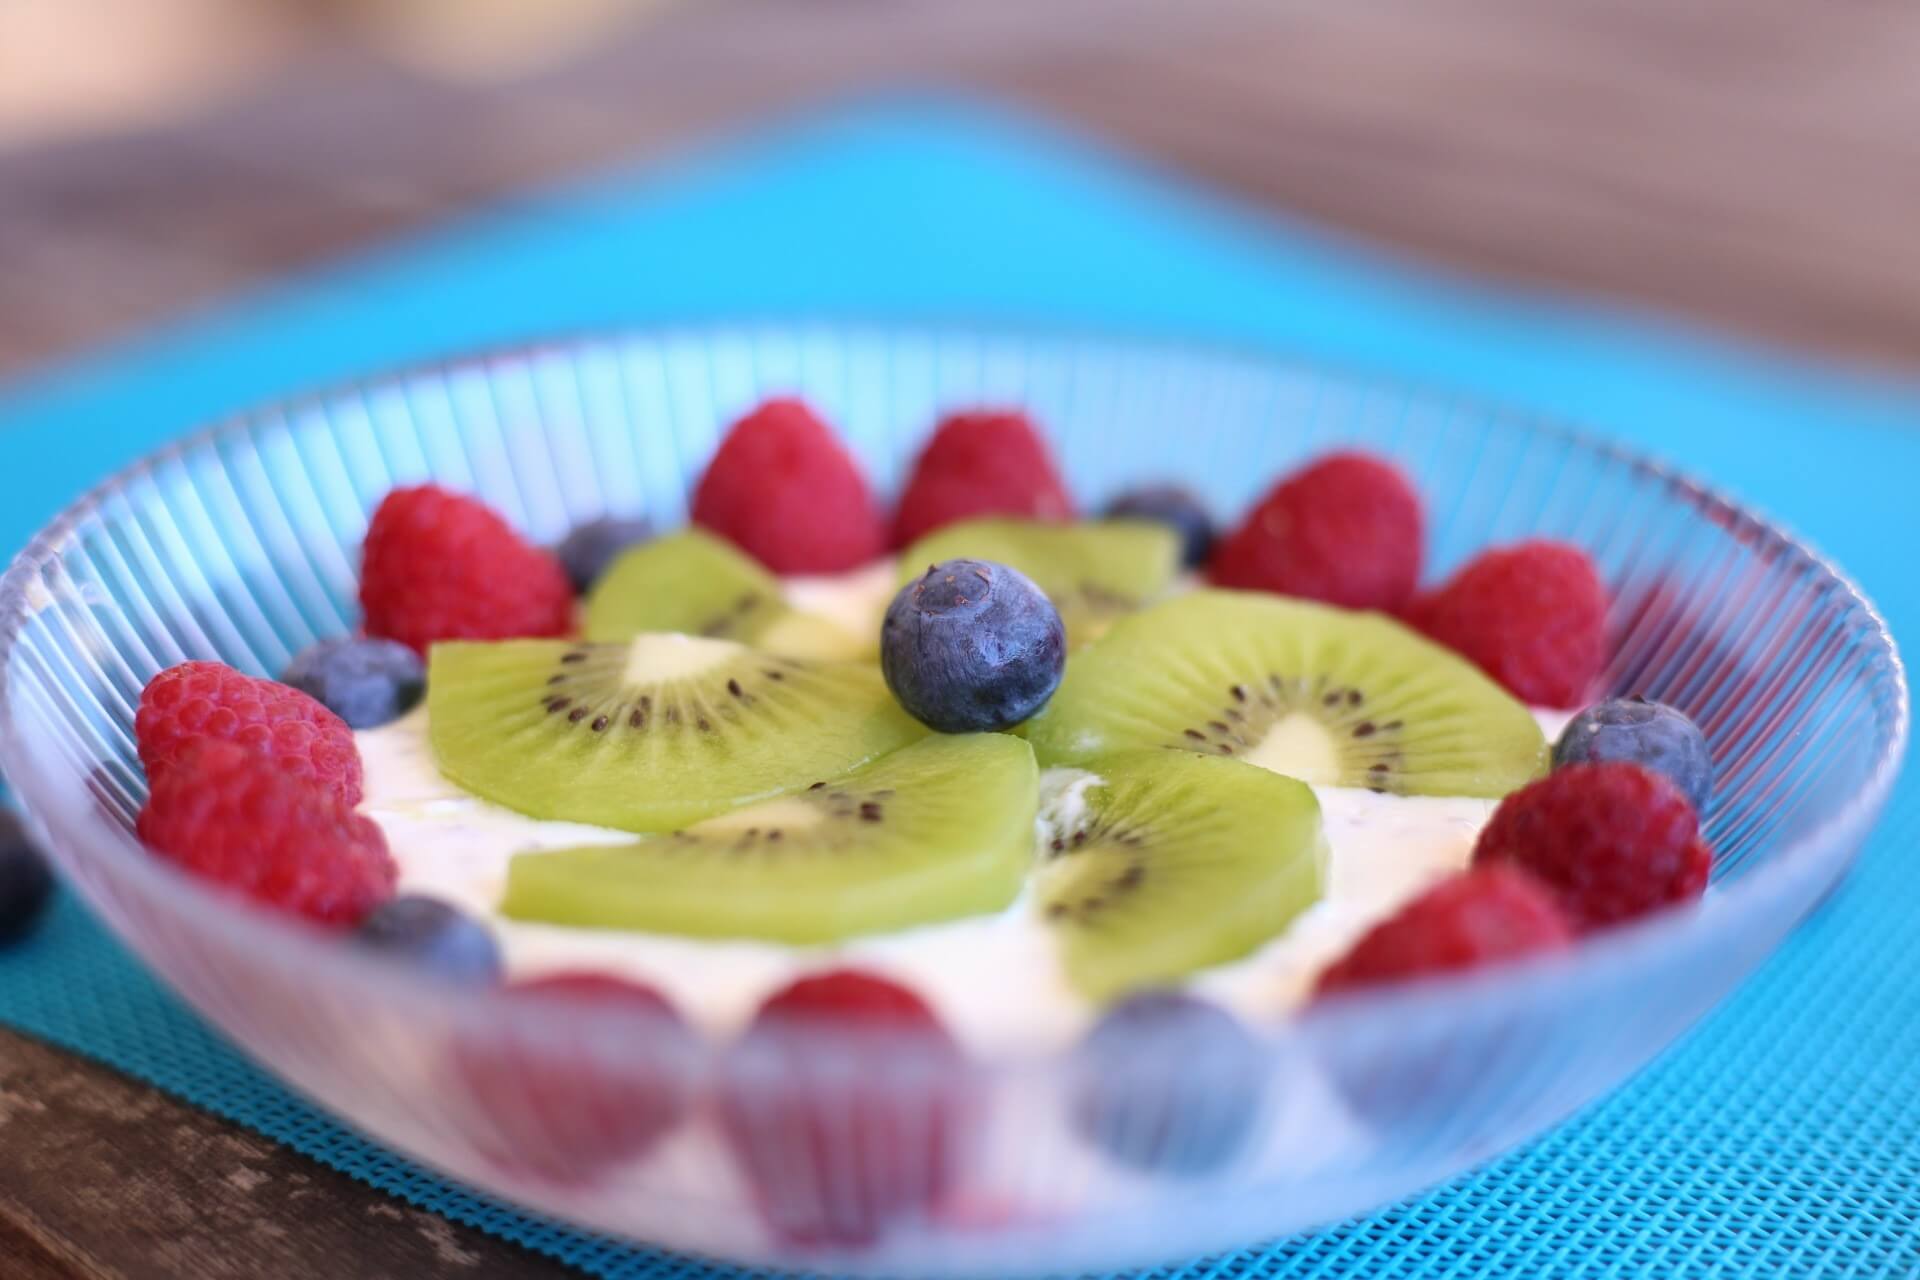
[0,1027,581,1278]
[5,0,1920,382]
[2,0,1917,1274]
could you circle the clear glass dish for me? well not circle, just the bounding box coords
[0,324,1904,1277]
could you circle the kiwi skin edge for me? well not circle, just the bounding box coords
[499,733,1039,944]
[1037,748,1327,1003]
[428,635,924,834]
[1023,590,1548,798]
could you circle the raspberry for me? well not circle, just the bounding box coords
[751,968,948,1027]
[1407,539,1608,708]
[720,970,965,1248]
[136,740,394,927]
[136,660,362,806]
[1210,452,1423,612]
[890,410,1074,547]
[451,973,695,1186]
[1315,867,1573,998]
[359,485,573,655]
[1472,762,1712,931]
[690,398,886,573]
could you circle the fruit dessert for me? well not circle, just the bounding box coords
[122,398,1719,1237]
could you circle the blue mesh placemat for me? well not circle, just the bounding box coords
[2,98,1917,1278]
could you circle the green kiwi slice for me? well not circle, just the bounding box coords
[500,733,1038,943]
[583,529,868,660]
[896,518,1182,645]
[1037,749,1326,1001]
[1024,590,1547,797]
[428,634,923,832]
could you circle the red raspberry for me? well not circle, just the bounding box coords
[720,970,966,1248]
[451,973,695,1186]
[1407,539,1608,708]
[691,398,886,573]
[1210,452,1423,611]
[1472,762,1713,931]
[890,410,1074,546]
[136,660,362,806]
[136,740,394,927]
[359,485,573,655]
[1315,866,1573,998]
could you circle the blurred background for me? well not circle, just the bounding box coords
[4,6,1920,1279]
[6,0,1920,381]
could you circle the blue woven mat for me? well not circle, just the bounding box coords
[2,98,1917,1278]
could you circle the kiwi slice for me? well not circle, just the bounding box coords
[500,733,1038,943]
[1038,750,1326,1001]
[1024,590,1547,797]
[428,634,923,832]
[896,519,1181,645]
[583,529,867,660]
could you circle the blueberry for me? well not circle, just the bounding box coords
[1553,696,1712,812]
[282,637,425,729]
[1103,485,1215,568]
[1070,991,1264,1176]
[880,558,1065,733]
[0,811,53,946]
[353,895,502,984]
[555,516,653,593]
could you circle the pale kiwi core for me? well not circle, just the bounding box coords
[621,632,737,685]
[694,796,823,835]
[1240,713,1343,783]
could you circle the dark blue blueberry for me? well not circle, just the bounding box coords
[353,895,502,984]
[1103,485,1215,568]
[0,811,53,945]
[1553,696,1713,812]
[1071,991,1264,1176]
[880,558,1065,733]
[282,636,426,730]
[556,515,653,593]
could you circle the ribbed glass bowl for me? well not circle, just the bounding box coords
[0,325,1904,1277]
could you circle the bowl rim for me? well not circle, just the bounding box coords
[0,317,1907,1065]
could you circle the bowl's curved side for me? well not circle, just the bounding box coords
[0,324,1903,1276]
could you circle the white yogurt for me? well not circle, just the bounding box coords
[783,558,899,636]
[359,703,1573,1050]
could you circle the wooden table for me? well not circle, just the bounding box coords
[3,1,1916,1274]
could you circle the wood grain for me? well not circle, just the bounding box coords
[994,0,1920,374]
[3,0,1919,380]
[1,0,1917,1274]
[0,1027,579,1280]
[6,0,1920,381]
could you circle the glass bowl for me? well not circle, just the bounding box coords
[0,324,1904,1277]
